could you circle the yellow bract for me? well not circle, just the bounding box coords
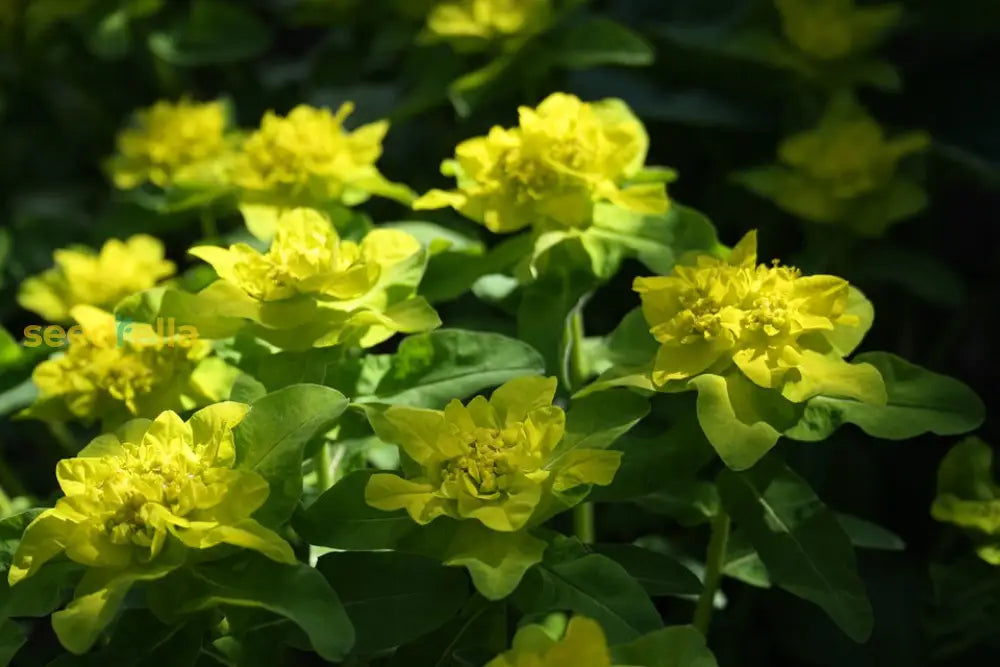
[426,0,551,46]
[28,306,220,425]
[108,98,231,189]
[778,108,928,200]
[634,230,882,403]
[18,235,175,324]
[188,207,439,348]
[9,403,293,586]
[232,103,406,207]
[414,92,666,233]
[486,616,612,667]
[192,208,407,302]
[365,376,621,532]
[775,0,901,60]
[8,404,294,653]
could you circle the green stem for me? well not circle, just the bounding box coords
[316,443,333,493]
[567,309,586,392]
[693,511,731,636]
[567,308,595,544]
[573,502,595,544]
[200,208,218,241]
[48,422,78,455]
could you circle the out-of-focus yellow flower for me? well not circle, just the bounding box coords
[486,616,612,667]
[365,376,621,531]
[232,103,411,208]
[932,437,1000,566]
[414,92,667,234]
[188,207,439,348]
[425,0,551,48]
[18,235,175,324]
[777,109,928,199]
[775,0,901,60]
[733,96,929,236]
[108,98,232,190]
[8,403,295,653]
[633,230,884,404]
[26,306,227,427]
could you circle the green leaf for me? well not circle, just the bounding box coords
[589,204,720,276]
[387,597,507,667]
[46,610,207,667]
[690,372,800,470]
[717,456,873,642]
[611,625,719,667]
[382,222,486,304]
[1,510,79,621]
[590,402,718,525]
[517,269,593,385]
[722,530,771,588]
[327,329,545,408]
[548,15,655,68]
[148,0,271,66]
[553,390,650,462]
[786,352,984,442]
[293,470,415,550]
[593,544,702,597]
[315,551,469,654]
[234,384,349,525]
[836,513,905,551]
[148,554,354,662]
[0,618,26,666]
[515,551,662,644]
[440,522,547,601]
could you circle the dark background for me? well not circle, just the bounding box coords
[0,0,997,664]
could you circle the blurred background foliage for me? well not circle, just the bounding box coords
[0,0,997,664]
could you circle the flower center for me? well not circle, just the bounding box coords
[446,427,512,496]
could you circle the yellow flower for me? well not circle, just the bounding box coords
[8,403,295,653]
[425,0,551,48]
[232,103,411,207]
[932,437,1000,566]
[775,0,901,60]
[108,98,232,189]
[414,92,668,233]
[778,108,928,200]
[486,616,612,667]
[26,306,227,427]
[188,207,439,348]
[365,376,621,532]
[633,230,884,404]
[17,235,175,324]
[734,96,929,235]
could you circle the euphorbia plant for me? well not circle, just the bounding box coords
[0,4,989,661]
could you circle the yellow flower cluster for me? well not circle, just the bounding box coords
[8,404,294,653]
[486,616,612,667]
[778,109,928,200]
[775,0,901,60]
[17,235,175,324]
[634,230,884,404]
[415,92,667,233]
[232,103,408,207]
[425,0,551,47]
[365,376,620,532]
[108,99,231,189]
[189,207,439,348]
[27,307,221,426]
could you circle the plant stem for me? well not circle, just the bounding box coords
[693,511,731,636]
[200,208,218,240]
[316,443,333,493]
[567,309,586,392]
[573,502,595,544]
[566,308,595,544]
